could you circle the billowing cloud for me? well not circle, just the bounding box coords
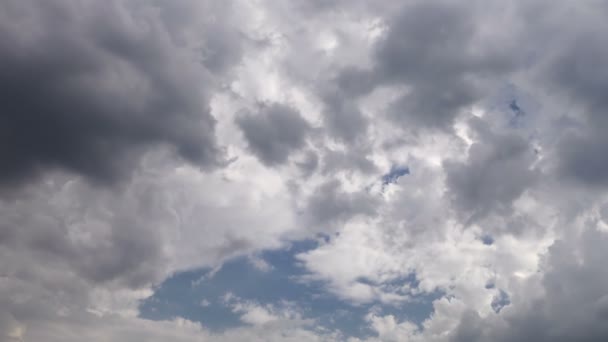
[2,0,608,341]
[0,0,243,187]
[444,117,539,221]
[448,226,608,342]
[236,103,311,166]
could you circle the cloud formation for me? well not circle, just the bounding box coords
[0,0,241,187]
[2,0,608,341]
[236,103,310,166]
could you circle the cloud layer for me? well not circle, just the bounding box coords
[2,0,608,341]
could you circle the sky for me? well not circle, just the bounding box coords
[1,0,608,341]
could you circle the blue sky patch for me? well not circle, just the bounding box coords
[138,238,439,339]
[481,234,495,246]
[508,99,525,127]
[382,165,410,185]
[491,289,511,313]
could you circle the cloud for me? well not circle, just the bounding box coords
[0,311,24,342]
[2,0,608,341]
[448,227,608,342]
[349,0,519,132]
[320,69,372,143]
[304,180,379,229]
[236,103,311,166]
[0,0,243,187]
[0,152,298,341]
[223,294,303,327]
[444,117,539,221]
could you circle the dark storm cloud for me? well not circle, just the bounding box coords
[236,103,310,166]
[0,1,246,336]
[0,0,242,188]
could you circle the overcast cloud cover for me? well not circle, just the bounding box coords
[2,0,608,341]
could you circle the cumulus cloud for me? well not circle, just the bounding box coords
[236,103,311,166]
[447,227,608,342]
[444,117,539,221]
[0,0,242,187]
[2,0,608,341]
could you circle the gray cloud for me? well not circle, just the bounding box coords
[304,179,379,229]
[557,132,608,187]
[321,148,378,175]
[319,68,375,143]
[367,1,516,130]
[0,311,22,342]
[0,158,298,340]
[236,103,310,166]
[0,0,243,188]
[295,150,319,177]
[2,0,608,341]
[0,178,167,292]
[547,33,608,186]
[322,90,369,144]
[444,117,538,221]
